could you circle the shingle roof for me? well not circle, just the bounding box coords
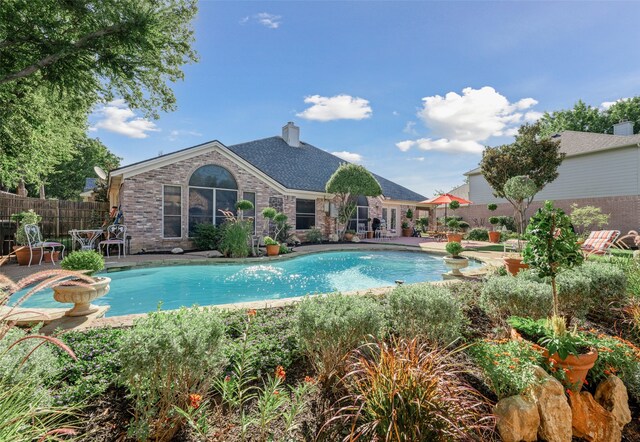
[466,130,640,175]
[227,137,425,201]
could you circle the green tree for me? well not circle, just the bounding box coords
[503,175,537,234]
[569,204,610,237]
[480,123,564,232]
[45,137,121,201]
[538,100,609,138]
[325,164,382,238]
[606,97,640,134]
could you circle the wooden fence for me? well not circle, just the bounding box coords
[0,194,109,255]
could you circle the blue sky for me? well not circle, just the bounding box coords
[89,1,640,198]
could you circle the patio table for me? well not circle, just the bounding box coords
[69,229,103,251]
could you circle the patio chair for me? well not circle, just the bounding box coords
[376,221,391,241]
[356,222,367,239]
[23,224,65,267]
[99,224,127,258]
[581,230,620,257]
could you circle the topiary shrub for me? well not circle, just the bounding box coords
[119,307,226,441]
[388,284,464,344]
[480,275,552,321]
[445,241,463,257]
[193,223,222,250]
[575,262,627,315]
[554,270,592,322]
[466,228,489,241]
[60,250,104,276]
[297,294,384,383]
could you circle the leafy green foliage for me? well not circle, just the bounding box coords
[447,218,460,232]
[570,203,610,237]
[503,175,538,233]
[416,216,429,232]
[445,241,463,257]
[448,200,460,211]
[325,338,492,441]
[470,339,544,399]
[523,201,583,316]
[235,199,254,212]
[388,284,464,344]
[263,236,278,246]
[297,294,385,382]
[487,203,498,211]
[405,208,413,219]
[119,307,226,440]
[304,227,323,243]
[466,228,489,241]
[60,250,105,276]
[10,209,41,245]
[480,275,553,321]
[219,221,251,258]
[192,223,222,250]
[582,334,640,386]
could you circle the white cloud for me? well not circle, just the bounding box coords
[169,129,203,141]
[408,156,425,162]
[297,94,372,121]
[397,86,539,154]
[524,111,543,122]
[91,99,159,139]
[241,12,282,29]
[331,151,363,163]
[601,98,630,110]
[403,121,418,135]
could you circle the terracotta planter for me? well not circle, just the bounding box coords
[366,231,374,239]
[447,233,463,243]
[265,244,280,256]
[52,276,110,316]
[443,256,469,276]
[344,233,354,241]
[543,348,598,390]
[13,246,60,266]
[401,228,412,237]
[504,257,529,276]
[488,231,501,243]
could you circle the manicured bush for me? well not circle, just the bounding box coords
[466,227,489,241]
[325,338,492,441]
[388,284,464,344]
[555,270,592,321]
[576,261,628,311]
[219,221,251,258]
[119,307,226,441]
[493,215,517,232]
[192,222,222,250]
[470,339,544,399]
[445,241,463,257]
[480,275,552,321]
[296,294,384,382]
[60,250,105,275]
[263,235,278,245]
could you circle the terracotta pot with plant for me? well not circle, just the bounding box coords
[263,236,280,256]
[487,204,501,243]
[446,219,462,243]
[518,200,595,390]
[443,241,468,276]
[10,210,60,265]
[53,250,110,316]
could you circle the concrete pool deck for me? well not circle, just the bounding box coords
[1,241,506,333]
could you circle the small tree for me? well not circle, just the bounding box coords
[522,201,583,318]
[235,200,254,221]
[325,164,382,238]
[569,204,609,237]
[503,176,537,234]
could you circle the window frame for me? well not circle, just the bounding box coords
[162,184,182,239]
[187,185,238,238]
[242,191,256,235]
[295,198,316,231]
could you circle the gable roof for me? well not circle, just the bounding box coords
[111,136,426,202]
[466,130,640,175]
[228,137,425,201]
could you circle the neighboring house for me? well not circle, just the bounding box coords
[107,122,426,253]
[457,122,640,233]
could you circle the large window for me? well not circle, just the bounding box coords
[188,165,238,236]
[243,192,256,234]
[295,199,316,230]
[163,185,182,238]
[348,195,369,231]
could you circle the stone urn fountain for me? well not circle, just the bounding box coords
[53,277,110,316]
[443,241,469,276]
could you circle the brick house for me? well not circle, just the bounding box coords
[107,122,426,253]
[449,122,640,234]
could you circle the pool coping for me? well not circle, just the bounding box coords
[10,243,503,333]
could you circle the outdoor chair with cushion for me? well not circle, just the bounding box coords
[23,223,65,267]
[356,222,367,239]
[581,230,620,257]
[99,224,127,258]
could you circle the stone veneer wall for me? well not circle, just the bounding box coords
[436,195,640,235]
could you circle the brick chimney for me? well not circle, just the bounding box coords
[282,122,300,147]
[613,121,633,136]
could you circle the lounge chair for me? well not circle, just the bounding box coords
[23,224,65,267]
[99,224,127,258]
[581,230,620,257]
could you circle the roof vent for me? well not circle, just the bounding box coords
[282,122,300,147]
[613,121,633,136]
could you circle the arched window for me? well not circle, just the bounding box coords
[188,165,238,235]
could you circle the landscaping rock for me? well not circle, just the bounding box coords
[594,376,632,430]
[205,250,223,258]
[495,395,540,442]
[531,367,572,442]
[328,233,339,242]
[171,247,184,254]
[569,391,621,442]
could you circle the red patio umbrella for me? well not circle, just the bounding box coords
[421,193,473,225]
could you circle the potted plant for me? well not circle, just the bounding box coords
[487,205,501,243]
[446,218,462,242]
[263,236,280,256]
[343,229,356,241]
[401,220,412,237]
[10,210,59,265]
[52,250,110,316]
[503,247,529,276]
[416,216,429,233]
[520,201,595,389]
[443,241,468,276]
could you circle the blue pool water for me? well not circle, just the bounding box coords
[14,250,481,316]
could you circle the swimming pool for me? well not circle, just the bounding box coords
[15,250,481,316]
